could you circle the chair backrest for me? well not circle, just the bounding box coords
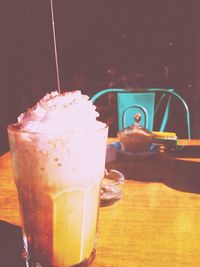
[117,92,155,130]
[90,88,191,139]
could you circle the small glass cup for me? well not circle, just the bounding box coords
[100,169,125,207]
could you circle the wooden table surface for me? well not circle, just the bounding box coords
[1,139,200,267]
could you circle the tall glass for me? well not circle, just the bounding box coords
[8,124,108,267]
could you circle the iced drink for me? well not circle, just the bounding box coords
[7,91,108,267]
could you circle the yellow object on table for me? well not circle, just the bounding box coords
[152,131,177,151]
[153,131,177,140]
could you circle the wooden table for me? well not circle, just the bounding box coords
[1,139,200,267]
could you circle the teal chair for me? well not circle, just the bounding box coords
[90,88,191,139]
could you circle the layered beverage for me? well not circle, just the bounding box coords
[8,90,108,267]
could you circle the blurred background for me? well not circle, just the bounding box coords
[1,0,200,154]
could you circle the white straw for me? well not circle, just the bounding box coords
[50,0,61,93]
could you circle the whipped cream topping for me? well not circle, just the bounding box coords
[17,90,105,132]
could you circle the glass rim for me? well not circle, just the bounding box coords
[104,169,125,186]
[7,123,108,135]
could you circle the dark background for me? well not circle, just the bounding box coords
[1,0,200,153]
